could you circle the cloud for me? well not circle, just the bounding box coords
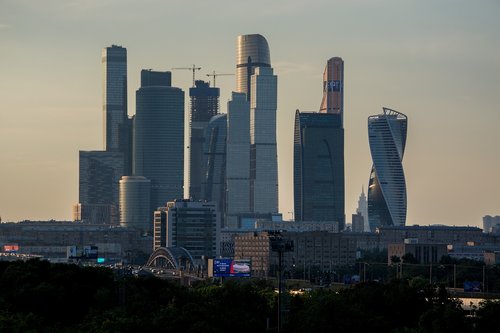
[0,23,10,29]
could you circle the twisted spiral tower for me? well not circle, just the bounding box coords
[367,107,408,231]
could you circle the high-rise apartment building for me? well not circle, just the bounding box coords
[226,92,251,228]
[200,114,227,224]
[189,80,220,201]
[368,107,408,230]
[293,111,344,228]
[102,45,128,152]
[134,70,184,213]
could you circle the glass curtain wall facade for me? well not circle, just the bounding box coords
[250,67,278,214]
[226,92,251,228]
[189,80,220,201]
[200,114,227,226]
[367,107,408,230]
[102,45,128,152]
[134,70,184,214]
[119,176,151,234]
[236,34,271,101]
[294,111,344,228]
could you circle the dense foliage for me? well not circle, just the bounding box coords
[0,260,499,332]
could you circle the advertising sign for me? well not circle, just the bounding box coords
[213,259,251,277]
[3,244,19,253]
[325,80,342,92]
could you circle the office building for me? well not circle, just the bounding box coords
[226,92,251,228]
[483,215,500,233]
[236,34,271,101]
[293,111,344,228]
[200,114,227,223]
[189,80,220,201]
[249,66,278,214]
[368,107,408,230]
[119,176,151,234]
[163,199,220,263]
[78,151,124,224]
[102,45,128,152]
[388,241,448,264]
[134,70,184,213]
[319,57,344,118]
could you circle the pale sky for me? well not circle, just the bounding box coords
[1,0,499,227]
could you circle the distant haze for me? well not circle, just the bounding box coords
[0,0,499,227]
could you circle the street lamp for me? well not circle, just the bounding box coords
[270,232,294,333]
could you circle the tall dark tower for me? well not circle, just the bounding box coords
[134,70,184,214]
[294,57,345,229]
[188,80,220,200]
[293,111,344,229]
[102,45,128,152]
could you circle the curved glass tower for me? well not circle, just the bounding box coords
[236,34,271,101]
[367,107,407,230]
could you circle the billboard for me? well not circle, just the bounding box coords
[212,259,251,277]
[3,244,19,253]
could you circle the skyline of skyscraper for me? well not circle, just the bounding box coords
[134,69,184,214]
[102,45,128,152]
[368,107,408,230]
[226,92,251,228]
[200,113,227,226]
[188,80,220,201]
[249,66,278,214]
[319,57,344,120]
[236,34,271,101]
[293,111,344,228]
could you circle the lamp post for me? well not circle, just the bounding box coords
[270,232,294,333]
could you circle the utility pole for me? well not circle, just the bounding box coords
[270,232,294,333]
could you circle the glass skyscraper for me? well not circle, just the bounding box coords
[293,57,345,229]
[236,34,271,101]
[200,113,227,225]
[134,70,184,214]
[188,80,220,201]
[102,45,128,152]
[293,111,344,228]
[367,107,408,230]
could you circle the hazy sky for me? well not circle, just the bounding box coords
[1,0,499,227]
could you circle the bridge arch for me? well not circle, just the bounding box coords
[145,247,195,270]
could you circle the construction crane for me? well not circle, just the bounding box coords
[172,64,201,87]
[206,71,235,87]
